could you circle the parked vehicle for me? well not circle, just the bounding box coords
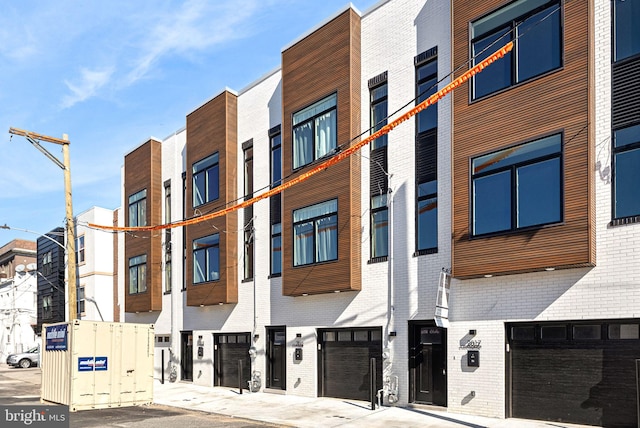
[5,346,40,368]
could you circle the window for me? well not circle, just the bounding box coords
[293,94,337,169]
[369,77,389,260]
[371,194,388,258]
[193,153,219,207]
[42,251,52,276]
[243,142,254,280]
[271,129,282,187]
[270,125,282,276]
[271,223,282,275]
[164,180,172,293]
[76,235,85,264]
[613,0,640,62]
[613,123,640,219]
[293,199,338,266]
[471,0,562,99]
[77,286,85,316]
[472,134,562,235]
[128,254,147,294]
[43,294,52,319]
[370,83,388,150]
[193,234,220,284]
[416,56,438,253]
[128,189,147,227]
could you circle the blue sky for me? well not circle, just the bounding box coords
[0,0,379,244]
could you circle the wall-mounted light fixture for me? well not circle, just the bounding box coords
[469,329,477,336]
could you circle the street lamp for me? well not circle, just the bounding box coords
[7,128,78,321]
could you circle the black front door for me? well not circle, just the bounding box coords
[181,331,193,382]
[409,322,447,406]
[266,327,286,390]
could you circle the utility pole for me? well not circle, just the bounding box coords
[8,127,77,321]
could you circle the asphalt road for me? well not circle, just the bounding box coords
[0,364,282,428]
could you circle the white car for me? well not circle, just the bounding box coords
[6,346,40,368]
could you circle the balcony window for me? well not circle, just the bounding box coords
[613,0,640,62]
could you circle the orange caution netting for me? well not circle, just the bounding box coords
[89,42,513,233]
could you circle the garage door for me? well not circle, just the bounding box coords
[318,328,382,401]
[214,333,251,389]
[508,321,640,427]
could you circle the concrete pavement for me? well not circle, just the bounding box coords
[153,380,596,428]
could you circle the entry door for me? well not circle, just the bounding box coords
[410,323,447,405]
[181,331,193,382]
[266,327,286,390]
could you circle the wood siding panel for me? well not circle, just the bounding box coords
[451,0,595,278]
[185,91,238,305]
[124,139,163,312]
[281,9,361,296]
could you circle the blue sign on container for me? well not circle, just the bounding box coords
[45,324,68,351]
[78,356,108,372]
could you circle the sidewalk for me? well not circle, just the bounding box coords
[153,379,595,428]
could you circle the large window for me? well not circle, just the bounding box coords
[472,134,562,235]
[613,0,640,62]
[416,56,438,253]
[128,189,147,227]
[370,77,389,260]
[164,180,172,293]
[471,0,562,99]
[193,234,220,284]
[293,199,338,266]
[613,123,640,219]
[270,126,282,276]
[193,153,219,207]
[293,94,337,169]
[128,254,147,294]
[243,142,254,280]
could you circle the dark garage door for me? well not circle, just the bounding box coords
[508,321,640,428]
[318,328,382,401]
[214,333,251,389]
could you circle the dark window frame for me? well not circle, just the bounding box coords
[192,152,220,208]
[415,55,438,255]
[128,188,147,227]
[243,142,254,281]
[470,0,563,101]
[471,133,564,237]
[193,233,220,284]
[612,123,640,221]
[128,254,148,295]
[292,93,338,170]
[612,0,640,63]
[292,199,338,267]
[270,125,283,277]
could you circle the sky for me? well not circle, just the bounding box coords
[0,0,380,245]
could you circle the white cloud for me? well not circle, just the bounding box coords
[61,67,115,109]
[123,0,260,86]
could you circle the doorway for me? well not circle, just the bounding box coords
[180,331,193,382]
[409,321,447,406]
[266,327,286,390]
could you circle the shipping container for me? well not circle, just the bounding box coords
[41,320,154,411]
